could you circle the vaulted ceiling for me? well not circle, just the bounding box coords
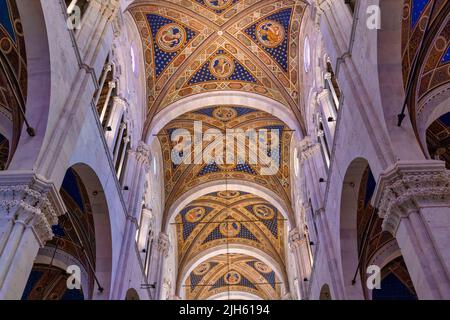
[128,0,303,300]
[158,105,293,216]
[128,0,307,136]
[185,254,281,300]
[174,190,286,277]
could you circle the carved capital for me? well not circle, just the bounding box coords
[0,172,66,246]
[133,141,152,171]
[141,207,153,219]
[374,161,450,235]
[299,136,320,161]
[289,228,306,249]
[104,63,113,73]
[157,232,170,257]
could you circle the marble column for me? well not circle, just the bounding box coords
[317,89,337,144]
[289,227,312,299]
[105,96,127,151]
[75,0,119,65]
[99,81,116,124]
[374,161,450,299]
[149,232,169,300]
[93,63,112,106]
[0,172,65,299]
[111,141,151,299]
[137,207,153,252]
[299,136,345,299]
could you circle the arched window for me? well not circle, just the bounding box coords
[344,0,356,15]
[112,119,130,182]
[94,56,116,131]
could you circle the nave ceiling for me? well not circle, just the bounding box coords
[128,0,307,135]
[185,253,281,300]
[127,0,304,300]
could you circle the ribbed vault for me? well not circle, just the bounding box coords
[127,0,305,300]
[184,254,281,300]
[128,0,307,137]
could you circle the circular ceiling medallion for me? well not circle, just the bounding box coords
[0,37,13,54]
[14,19,23,37]
[156,23,186,53]
[254,261,271,273]
[213,106,238,121]
[256,20,285,48]
[185,207,206,223]
[205,0,233,11]
[224,271,241,285]
[193,262,210,276]
[217,190,240,199]
[253,204,275,220]
[209,54,235,79]
[219,220,241,237]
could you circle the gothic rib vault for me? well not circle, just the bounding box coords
[129,0,305,300]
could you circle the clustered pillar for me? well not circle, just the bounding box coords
[0,173,65,299]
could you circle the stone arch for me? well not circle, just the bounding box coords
[146,91,303,144]
[177,244,288,298]
[21,163,112,300]
[114,11,148,145]
[164,179,295,232]
[70,163,113,299]
[8,0,52,170]
[375,0,424,161]
[339,157,370,299]
[420,96,450,161]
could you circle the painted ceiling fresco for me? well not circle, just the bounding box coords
[128,0,306,133]
[184,253,281,300]
[157,105,293,215]
[174,191,286,274]
[23,169,96,300]
[401,0,449,133]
